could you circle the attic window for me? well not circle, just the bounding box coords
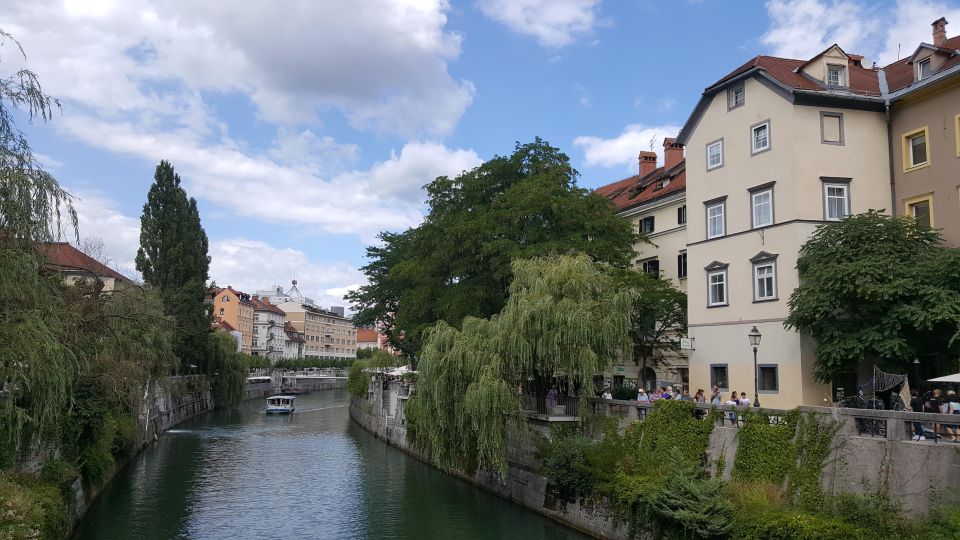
[917,58,932,80]
[827,64,846,87]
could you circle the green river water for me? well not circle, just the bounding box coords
[71,389,587,540]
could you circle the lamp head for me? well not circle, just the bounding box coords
[748,325,762,347]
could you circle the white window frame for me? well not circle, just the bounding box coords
[917,57,932,80]
[823,183,850,221]
[727,83,744,110]
[753,262,777,301]
[706,202,725,239]
[708,269,728,307]
[827,64,846,87]
[751,121,770,155]
[706,139,723,170]
[751,189,773,228]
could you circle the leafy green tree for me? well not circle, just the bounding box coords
[785,211,960,382]
[649,449,733,539]
[611,269,687,389]
[347,138,636,357]
[135,160,211,372]
[406,254,631,476]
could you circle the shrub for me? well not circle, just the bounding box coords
[611,385,636,400]
[534,425,597,499]
[0,472,67,540]
[732,410,799,485]
[649,448,733,539]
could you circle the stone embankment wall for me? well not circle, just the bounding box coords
[349,386,630,540]
[353,381,960,539]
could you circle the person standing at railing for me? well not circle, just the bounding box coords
[710,386,722,405]
[650,388,663,402]
[910,389,926,441]
[946,390,960,443]
[637,388,649,403]
[548,385,560,410]
[694,389,706,403]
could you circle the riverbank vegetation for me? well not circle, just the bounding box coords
[406,254,633,475]
[347,351,403,397]
[534,401,960,539]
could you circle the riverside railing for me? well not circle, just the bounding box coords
[589,398,960,443]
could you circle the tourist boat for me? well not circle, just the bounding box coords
[280,385,306,395]
[265,395,296,414]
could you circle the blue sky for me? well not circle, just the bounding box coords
[7,0,959,307]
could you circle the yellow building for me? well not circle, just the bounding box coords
[211,286,255,354]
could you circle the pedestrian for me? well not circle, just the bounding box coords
[650,388,663,402]
[710,386,722,405]
[679,389,692,401]
[694,389,706,403]
[925,389,944,438]
[637,388,650,403]
[547,385,559,410]
[725,391,739,424]
[739,392,751,406]
[910,389,926,441]
[945,390,960,443]
[663,386,674,400]
[602,388,613,400]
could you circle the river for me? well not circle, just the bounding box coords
[72,389,587,540]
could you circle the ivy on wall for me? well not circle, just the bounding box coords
[732,410,800,485]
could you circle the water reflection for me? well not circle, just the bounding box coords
[73,389,585,540]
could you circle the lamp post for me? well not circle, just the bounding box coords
[748,326,762,407]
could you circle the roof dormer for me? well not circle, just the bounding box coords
[796,44,852,88]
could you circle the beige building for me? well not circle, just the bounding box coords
[278,301,358,359]
[677,45,891,407]
[37,242,132,291]
[595,138,689,390]
[885,17,960,246]
[250,296,287,363]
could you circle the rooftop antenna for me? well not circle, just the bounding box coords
[648,135,656,153]
[897,43,901,60]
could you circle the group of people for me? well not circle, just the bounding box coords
[625,385,753,406]
[909,388,960,442]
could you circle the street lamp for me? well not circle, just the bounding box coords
[748,326,762,407]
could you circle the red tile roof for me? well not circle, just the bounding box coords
[37,242,131,283]
[214,319,236,332]
[284,322,305,343]
[883,35,960,92]
[710,53,880,96]
[250,296,285,315]
[594,162,686,213]
[357,328,379,343]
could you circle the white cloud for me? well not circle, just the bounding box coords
[762,0,960,65]
[58,115,482,239]
[208,238,365,310]
[70,191,142,276]
[477,0,602,48]
[573,124,682,169]
[5,0,473,138]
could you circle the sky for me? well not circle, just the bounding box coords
[6,0,960,309]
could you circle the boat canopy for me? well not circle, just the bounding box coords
[267,395,296,401]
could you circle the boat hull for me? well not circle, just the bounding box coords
[265,407,295,414]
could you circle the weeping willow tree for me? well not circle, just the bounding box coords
[406,254,632,476]
[0,28,79,461]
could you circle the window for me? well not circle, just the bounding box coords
[758,365,779,392]
[222,296,229,302]
[903,127,929,170]
[219,307,224,316]
[640,258,660,276]
[727,83,744,110]
[706,139,723,170]
[710,364,729,390]
[754,262,777,301]
[706,201,725,238]
[708,269,727,307]
[677,205,687,225]
[823,183,849,221]
[820,112,844,145]
[639,216,655,234]
[905,194,934,228]
[678,251,688,279]
[827,64,846,87]
[751,121,770,154]
[917,57,932,80]
[751,188,773,228]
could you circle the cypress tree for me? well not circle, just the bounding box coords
[135,160,211,372]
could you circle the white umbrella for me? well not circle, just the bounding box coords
[928,373,960,383]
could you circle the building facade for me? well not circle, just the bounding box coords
[278,301,358,359]
[677,45,891,408]
[885,17,960,246]
[37,242,132,291]
[283,322,305,359]
[357,328,379,350]
[595,138,689,391]
[210,286,255,354]
[251,296,287,363]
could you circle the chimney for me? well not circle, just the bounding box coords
[663,137,684,170]
[933,17,948,48]
[638,151,657,177]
